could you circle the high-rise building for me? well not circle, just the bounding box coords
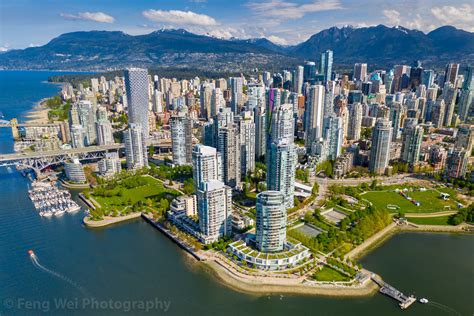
[348,102,363,141]
[217,124,241,188]
[200,83,213,120]
[192,144,223,190]
[254,105,267,160]
[267,142,297,209]
[442,83,457,126]
[353,63,367,81]
[124,68,150,138]
[303,61,317,83]
[304,85,325,152]
[170,108,193,166]
[239,111,256,176]
[270,103,294,145]
[293,65,304,94]
[70,100,97,146]
[247,82,265,112]
[459,66,473,122]
[446,149,468,179]
[444,63,460,85]
[197,180,232,243]
[431,99,446,128]
[456,124,474,153]
[96,120,114,146]
[70,125,85,148]
[324,116,344,160]
[123,123,147,170]
[369,119,392,174]
[210,87,224,117]
[400,119,423,166]
[230,77,243,114]
[255,191,286,253]
[389,102,403,141]
[422,69,434,88]
[319,50,333,83]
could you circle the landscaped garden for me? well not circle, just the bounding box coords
[312,266,350,282]
[86,175,180,219]
[406,216,453,226]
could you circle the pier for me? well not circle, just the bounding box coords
[371,275,416,309]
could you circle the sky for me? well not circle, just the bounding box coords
[1,0,474,50]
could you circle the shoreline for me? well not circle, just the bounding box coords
[347,221,473,261]
[201,259,379,297]
[83,212,142,228]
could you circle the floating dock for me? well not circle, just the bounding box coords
[371,275,416,309]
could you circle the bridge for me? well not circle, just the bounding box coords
[0,140,172,175]
[371,275,417,309]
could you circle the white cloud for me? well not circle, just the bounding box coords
[382,9,401,26]
[247,0,343,22]
[60,12,115,23]
[142,9,217,26]
[431,4,474,31]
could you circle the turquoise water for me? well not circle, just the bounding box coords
[0,71,472,315]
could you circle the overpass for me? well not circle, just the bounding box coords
[0,140,172,175]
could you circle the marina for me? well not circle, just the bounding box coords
[28,180,80,217]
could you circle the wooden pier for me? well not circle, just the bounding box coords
[371,275,416,309]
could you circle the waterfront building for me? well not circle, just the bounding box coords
[64,158,86,183]
[124,68,150,138]
[192,144,223,191]
[170,195,197,217]
[170,108,193,166]
[369,119,392,174]
[197,180,232,244]
[123,123,147,170]
[267,141,297,209]
[255,191,286,253]
[98,153,122,177]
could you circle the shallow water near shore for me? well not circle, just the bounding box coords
[0,70,473,316]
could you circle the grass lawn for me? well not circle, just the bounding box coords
[313,266,350,282]
[92,176,180,211]
[362,189,458,213]
[407,216,454,226]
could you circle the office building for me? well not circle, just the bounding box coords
[319,50,333,83]
[353,63,367,81]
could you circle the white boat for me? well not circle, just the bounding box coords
[419,298,428,304]
[55,209,65,216]
[67,204,81,213]
[42,211,53,217]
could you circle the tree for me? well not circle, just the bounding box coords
[160,198,170,211]
[148,146,154,157]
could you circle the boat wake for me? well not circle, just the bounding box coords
[427,301,461,315]
[30,252,88,296]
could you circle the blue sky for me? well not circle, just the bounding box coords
[1,0,473,50]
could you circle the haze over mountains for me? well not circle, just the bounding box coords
[0,24,473,71]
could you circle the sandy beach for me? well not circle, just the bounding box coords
[24,98,49,124]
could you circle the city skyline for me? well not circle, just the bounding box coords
[1,0,474,50]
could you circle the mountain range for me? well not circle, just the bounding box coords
[0,25,473,71]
